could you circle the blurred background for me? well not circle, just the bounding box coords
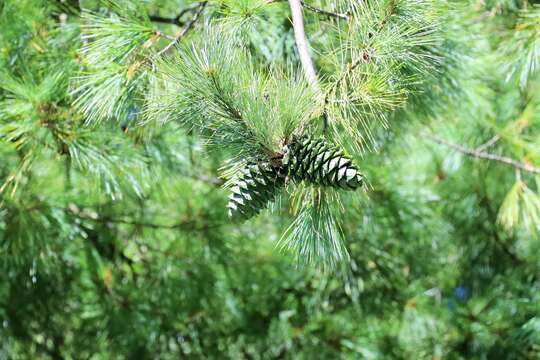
[0,0,539,358]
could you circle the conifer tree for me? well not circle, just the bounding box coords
[1,0,539,358]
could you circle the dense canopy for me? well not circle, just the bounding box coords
[0,0,539,358]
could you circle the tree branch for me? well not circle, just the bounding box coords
[288,0,322,98]
[149,15,181,26]
[66,207,224,231]
[154,1,207,58]
[299,1,349,20]
[317,52,365,131]
[475,134,500,152]
[427,134,540,174]
[323,54,364,105]
[149,2,205,27]
[322,3,396,111]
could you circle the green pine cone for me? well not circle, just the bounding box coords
[227,162,285,221]
[287,136,363,190]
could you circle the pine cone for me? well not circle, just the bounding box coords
[286,136,363,190]
[227,162,285,221]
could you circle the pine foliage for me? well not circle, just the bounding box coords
[1,0,540,358]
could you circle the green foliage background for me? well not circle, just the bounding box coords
[1,0,540,358]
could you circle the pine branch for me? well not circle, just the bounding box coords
[475,134,500,152]
[148,2,205,27]
[269,0,348,20]
[427,134,540,174]
[321,1,402,138]
[149,14,181,26]
[53,0,81,15]
[66,207,224,231]
[323,53,364,105]
[322,1,396,109]
[299,1,349,20]
[317,52,366,132]
[158,32,177,41]
[288,0,322,98]
[154,1,207,58]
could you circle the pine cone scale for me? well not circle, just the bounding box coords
[287,136,363,190]
[227,162,284,221]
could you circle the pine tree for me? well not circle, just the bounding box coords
[1,0,540,358]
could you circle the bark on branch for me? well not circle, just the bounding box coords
[154,1,207,58]
[427,134,540,174]
[149,2,205,27]
[299,1,348,20]
[288,0,322,98]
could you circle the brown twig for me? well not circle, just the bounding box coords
[322,1,395,105]
[154,1,207,58]
[318,2,394,129]
[316,53,365,132]
[155,31,176,41]
[323,55,363,104]
[269,0,348,20]
[475,134,500,152]
[299,1,349,20]
[149,2,205,27]
[427,134,540,174]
